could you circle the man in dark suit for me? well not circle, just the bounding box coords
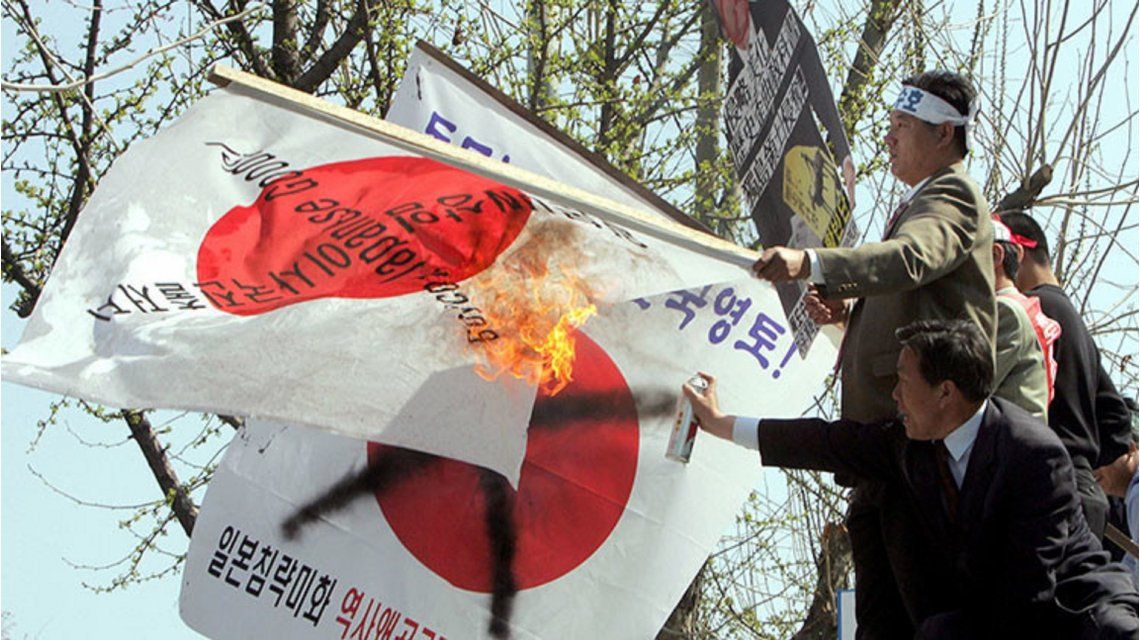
[750,71,997,636]
[684,319,1138,637]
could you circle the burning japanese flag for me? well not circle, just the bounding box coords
[171,58,842,639]
[2,71,763,486]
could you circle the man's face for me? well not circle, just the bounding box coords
[892,346,944,440]
[884,111,942,186]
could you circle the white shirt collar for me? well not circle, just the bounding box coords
[901,176,932,203]
[942,400,987,463]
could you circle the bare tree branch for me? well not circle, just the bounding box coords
[121,410,198,536]
[0,3,268,93]
[192,0,271,77]
[837,0,904,140]
[218,414,245,430]
[27,464,156,510]
[292,1,381,93]
[994,163,1054,212]
[55,0,103,254]
[302,0,333,59]
[271,0,300,83]
[1,237,41,317]
[1049,1,1137,164]
[791,523,852,640]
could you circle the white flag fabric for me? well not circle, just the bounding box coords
[178,53,840,639]
[2,83,761,484]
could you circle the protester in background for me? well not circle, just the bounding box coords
[750,70,996,636]
[989,217,1052,420]
[685,319,1139,638]
[1096,441,1139,580]
[1105,397,1140,565]
[999,210,1131,538]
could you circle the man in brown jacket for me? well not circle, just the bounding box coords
[752,71,996,637]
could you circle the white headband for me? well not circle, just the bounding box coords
[892,85,979,150]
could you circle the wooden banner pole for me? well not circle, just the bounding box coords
[206,64,760,269]
[1106,523,1139,559]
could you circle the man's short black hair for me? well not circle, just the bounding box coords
[896,319,992,402]
[998,210,1051,266]
[995,240,1020,280]
[902,70,976,157]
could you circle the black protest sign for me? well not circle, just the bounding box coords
[711,0,857,356]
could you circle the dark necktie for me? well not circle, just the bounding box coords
[831,200,911,373]
[833,200,909,373]
[934,441,960,523]
[882,200,909,240]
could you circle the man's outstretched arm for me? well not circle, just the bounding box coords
[683,373,900,481]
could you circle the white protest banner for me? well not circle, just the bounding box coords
[180,276,839,639]
[385,42,704,231]
[1,67,758,486]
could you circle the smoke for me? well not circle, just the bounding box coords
[526,385,676,430]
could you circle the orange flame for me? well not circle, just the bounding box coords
[467,223,599,396]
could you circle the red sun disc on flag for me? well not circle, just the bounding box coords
[196,156,532,315]
[368,331,639,591]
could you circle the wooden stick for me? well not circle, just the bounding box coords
[206,64,759,268]
[410,40,711,235]
[1106,523,1139,559]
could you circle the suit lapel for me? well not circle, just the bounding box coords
[882,162,962,240]
[957,401,1000,526]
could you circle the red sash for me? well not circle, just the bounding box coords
[999,289,1061,403]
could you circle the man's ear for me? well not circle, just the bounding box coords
[1012,243,1025,264]
[992,243,1003,264]
[939,380,957,402]
[937,122,956,148]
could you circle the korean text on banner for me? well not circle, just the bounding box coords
[180,275,839,638]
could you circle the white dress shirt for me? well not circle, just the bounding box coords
[942,400,986,488]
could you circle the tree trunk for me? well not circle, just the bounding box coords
[994,164,1053,213]
[122,410,199,536]
[272,0,301,84]
[836,0,903,140]
[597,0,618,148]
[525,0,550,112]
[792,522,853,640]
[693,3,723,225]
[656,562,705,639]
